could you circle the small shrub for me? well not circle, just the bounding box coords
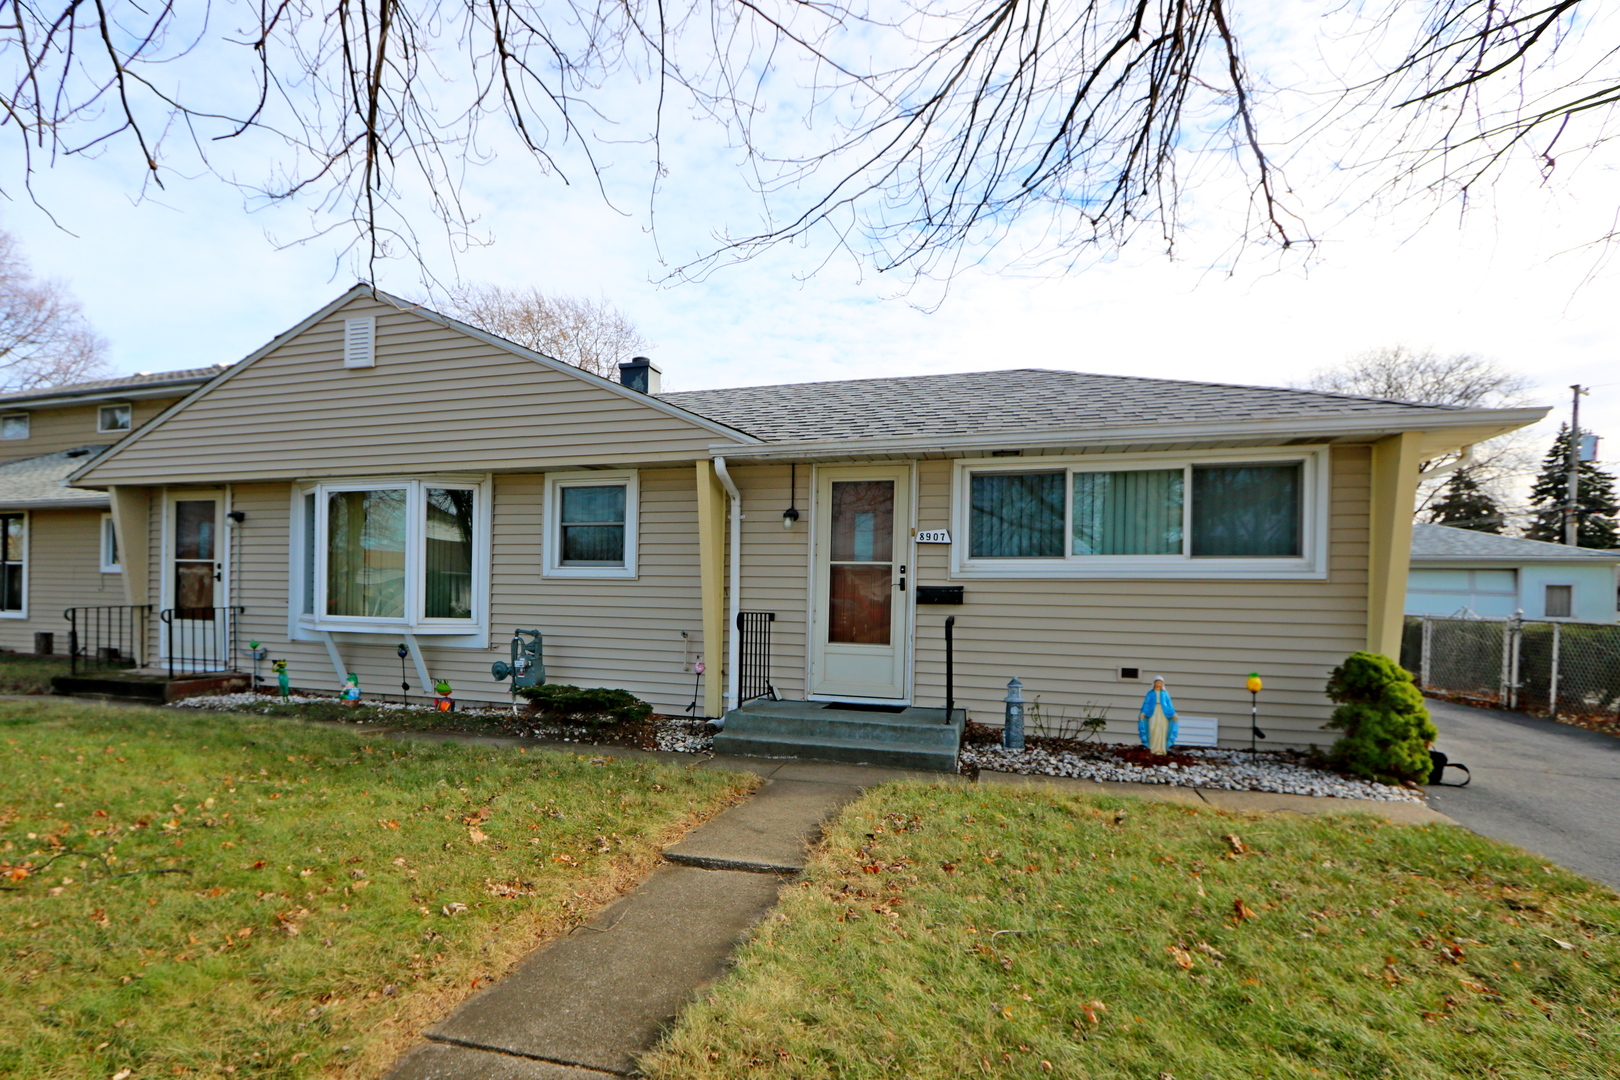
[1324,651,1437,785]
[517,684,652,728]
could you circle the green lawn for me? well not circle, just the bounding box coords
[0,700,753,1080]
[645,783,1620,1080]
[0,652,74,695]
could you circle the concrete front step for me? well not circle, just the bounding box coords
[51,672,251,703]
[713,699,965,772]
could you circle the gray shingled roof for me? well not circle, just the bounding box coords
[1412,523,1620,562]
[0,446,112,507]
[658,368,1466,443]
[0,366,223,406]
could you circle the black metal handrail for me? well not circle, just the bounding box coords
[64,605,152,676]
[944,614,955,724]
[160,606,245,679]
[736,611,777,705]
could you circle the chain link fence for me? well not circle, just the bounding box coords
[1402,615,1620,719]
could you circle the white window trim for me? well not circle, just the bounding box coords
[288,475,492,639]
[98,403,133,434]
[950,446,1330,580]
[100,513,121,573]
[1,413,29,440]
[0,510,26,618]
[543,470,639,579]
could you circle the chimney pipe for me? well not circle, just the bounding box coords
[618,356,661,394]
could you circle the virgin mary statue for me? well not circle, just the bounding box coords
[1138,677,1178,755]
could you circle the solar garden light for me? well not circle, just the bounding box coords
[245,639,268,691]
[1003,676,1025,750]
[397,642,412,704]
[1246,672,1267,752]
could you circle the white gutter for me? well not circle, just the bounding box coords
[1418,444,1475,479]
[712,456,742,719]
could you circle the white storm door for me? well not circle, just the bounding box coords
[164,492,229,672]
[810,466,911,700]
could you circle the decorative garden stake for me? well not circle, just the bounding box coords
[435,678,454,712]
[342,672,362,703]
[1246,673,1266,751]
[1138,677,1178,754]
[685,657,706,717]
[1003,677,1025,750]
[397,643,411,704]
[272,659,290,699]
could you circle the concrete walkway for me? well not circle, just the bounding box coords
[375,732,1449,1079]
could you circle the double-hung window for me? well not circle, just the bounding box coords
[0,513,24,614]
[100,514,121,573]
[956,450,1324,578]
[98,404,133,434]
[296,478,487,633]
[544,472,639,578]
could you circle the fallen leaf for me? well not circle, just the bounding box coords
[1166,945,1195,970]
[1545,936,1575,950]
[1081,1000,1108,1024]
[113,1070,132,1080]
[1194,941,1225,961]
[379,820,400,830]
[1223,833,1246,855]
[1233,898,1259,921]
[467,828,489,845]
[442,902,468,916]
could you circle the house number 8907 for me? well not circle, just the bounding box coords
[915,529,952,544]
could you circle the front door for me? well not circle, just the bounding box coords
[811,466,911,700]
[166,493,229,672]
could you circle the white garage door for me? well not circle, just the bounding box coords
[1407,568,1518,618]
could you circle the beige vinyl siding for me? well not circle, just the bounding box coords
[216,469,711,713]
[78,298,741,485]
[725,446,1371,748]
[0,399,179,461]
[0,508,126,654]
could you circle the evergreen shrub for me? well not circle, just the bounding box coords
[516,683,652,727]
[1324,651,1437,785]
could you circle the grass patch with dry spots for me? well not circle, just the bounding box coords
[645,782,1619,1079]
[0,699,753,1079]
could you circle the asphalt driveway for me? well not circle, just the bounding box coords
[1426,698,1620,892]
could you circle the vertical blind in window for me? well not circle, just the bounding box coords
[970,472,1065,558]
[0,514,21,610]
[560,485,627,565]
[326,489,407,617]
[425,488,475,619]
[302,493,316,615]
[1072,469,1184,555]
[1189,464,1302,557]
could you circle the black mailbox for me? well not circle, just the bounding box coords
[916,585,964,605]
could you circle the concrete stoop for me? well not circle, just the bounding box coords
[712,698,965,772]
[50,671,250,704]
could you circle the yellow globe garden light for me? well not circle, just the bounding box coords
[1246,673,1267,752]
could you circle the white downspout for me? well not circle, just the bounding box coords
[713,456,742,719]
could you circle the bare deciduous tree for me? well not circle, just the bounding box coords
[1304,345,1536,521]
[0,230,108,392]
[0,2,1613,278]
[436,285,651,379]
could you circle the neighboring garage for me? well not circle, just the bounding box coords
[1407,523,1620,624]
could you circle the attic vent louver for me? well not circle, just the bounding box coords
[343,316,376,369]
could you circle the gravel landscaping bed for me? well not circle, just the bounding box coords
[174,693,1419,802]
[960,742,1424,802]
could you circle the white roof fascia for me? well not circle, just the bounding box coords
[1414,554,1620,566]
[368,290,761,445]
[704,407,1551,461]
[0,497,111,510]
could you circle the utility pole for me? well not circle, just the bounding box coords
[1564,384,1586,546]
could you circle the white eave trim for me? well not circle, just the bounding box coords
[704,407,1551,461]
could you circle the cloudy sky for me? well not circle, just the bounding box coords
[4,1,1616,509]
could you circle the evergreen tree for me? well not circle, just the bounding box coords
[1525,425,1620,548]
[1423,468,1503,533]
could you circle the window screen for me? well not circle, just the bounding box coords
[970,472,1064,558]
[559,485,627,566]
[1189,463,1302,557]
[1544,584,1573,619]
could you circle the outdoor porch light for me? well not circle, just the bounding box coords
[782,462,800,529]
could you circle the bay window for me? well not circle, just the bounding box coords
[956,451,1324,578]
[294,478,488,632]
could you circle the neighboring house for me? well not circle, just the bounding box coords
[1407,523,1620,623]
[0,369,225,655]
[65,285,1544,760]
